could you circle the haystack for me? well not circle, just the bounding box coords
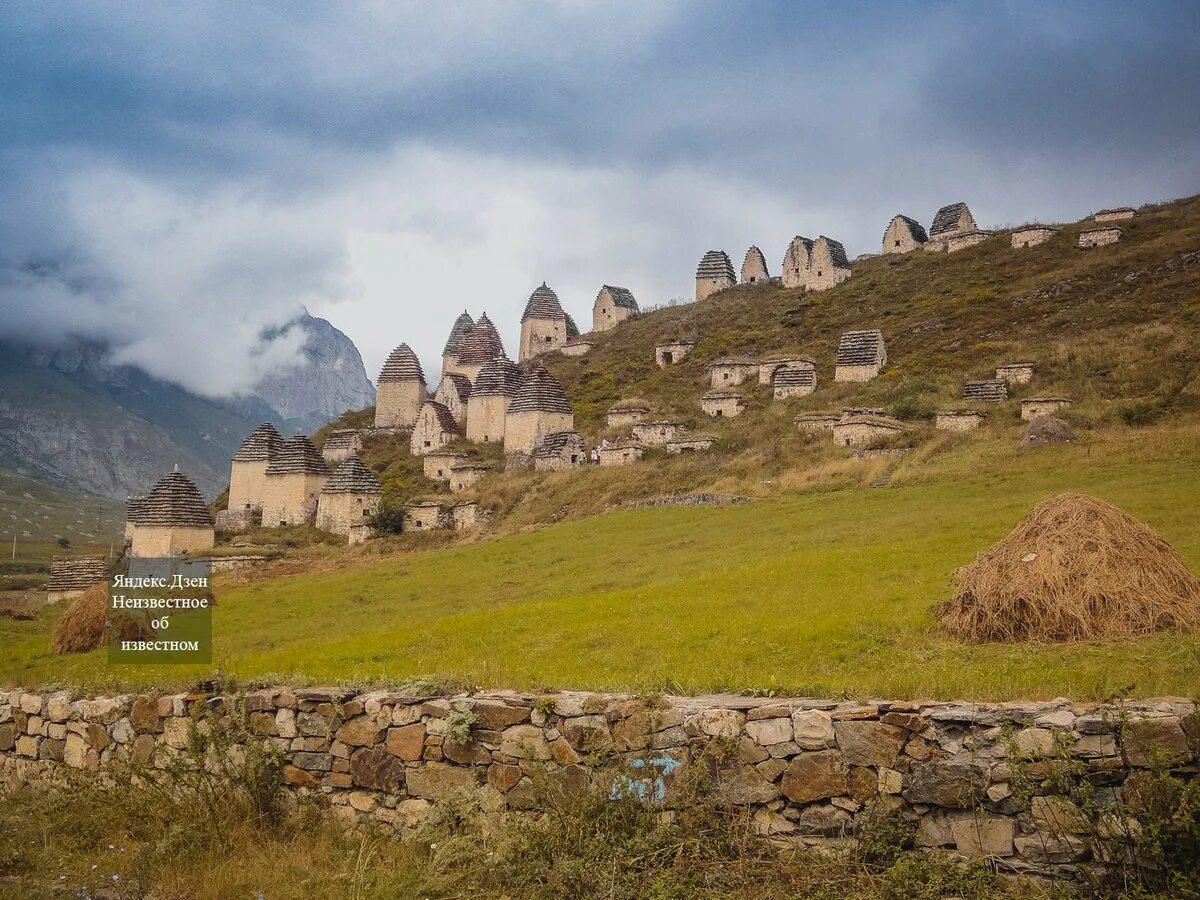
[51,583,148,655]
[1019,415,1074,449]
[937,494,1200,642]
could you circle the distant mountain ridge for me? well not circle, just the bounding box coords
[0,314,374,500]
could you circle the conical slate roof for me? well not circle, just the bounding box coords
[471,356,524,397]
[508,365,572,415]
[565,312,579,339]
[442,311,475,356]
[456,314,507,365]
[130,470,214,528]
[602,285,638,311]
[437,372,473,404]
[265,434,328,476]
[232,423,283,462]
[378,343,425,384]
[522,283,566,322]
[322,429,360,451]
[321,457,382,495]
[696,250,735,280]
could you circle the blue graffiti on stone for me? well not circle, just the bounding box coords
[609,754,681,804]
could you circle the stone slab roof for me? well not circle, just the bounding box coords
[266,434,329,476]
[657,339,695,348]
[707,356,759,368]
[421,400,462,435]
[783,236,814,271]
[425,450,467,460]
[937,409,987,417]
[378,343,425,384]
[1023,396,1072,403]
[763,355,816,366]
[773,367,816,387]
[1095,207,1134,216]
[602,285,638,310]
[842,407,886,417]
[603,440,645,451]
[963,380,1010,403]
[47,556,107,593]
[795,413,840,422]
[322,429,360,451]
[741,246,769,279]
[695,250,735,281]
[1080,226,1123,235]
[890,214,928,243]
[996,361,1036,371]
[130,470,215,528]
[533,431,583,458]
[471,357,523,397]
[456,314,507,365]
[609,398,651,413]
[835,330,885,367]
[442,311,475,356]
[450,462,491,472]
[321,457,382,495]
[232,423,283,462]
[439,373,473,404]
[1012,224,1057,234]
[509,366,572,414]
[703,390,742,400]
[522,283,566,322]
[818,235,851,268]
[930,202,971,236]
[565,312,580,339]
[836,415,905,430]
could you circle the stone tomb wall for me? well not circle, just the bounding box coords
[2,688,1196,877]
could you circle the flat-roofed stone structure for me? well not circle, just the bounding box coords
[560,340,593,357]
[842,406,886,418]
[374,344,426,429]
[411,400,462,456]
[759,355,816,385]
[321,429,362,465]
[946,230,995,253]
[996,362,1036,385]
[128,470,216,557]
[806,236,852,291]
[781,236,813,288]
[665,435,716,454]
[1022,397,1072,421]
[606,398,652,429]
[963,379,1009,403]
[832,414,906,447]
[707,357,759,388]
[449,463,489,493]
[261,435,328,527]
[882,214,927,254]
[455,314,507,383]
[935,410,986,431]
[504,365,574,455]
[701,391,744,418]
[1079,227,1122,248]
[316,457,382,539]
[773,366,816,399]
[519,283,570,362]
[441,310,475,378]
[740,246,770,284]
[423,450,467,482]
[592,285,638,332]
[404,501,445,532]
[598,440,645,466]
[450,500,483,531]
[1011,225,1057,249]
[465,357,522,444]
[656,340,695,367]
[795,413,840,432]
[925,202,977,251]
[434,373,473,427]
[695,250,736,301]
[533,431,585,471]
[46,556,107,603]
[228,422,283,515]
[834,330,887,382]
[1094,207,1135,222]
[632,420,688,446]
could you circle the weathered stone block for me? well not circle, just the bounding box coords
[38,737,65,762]
[795,804,852,836]
[499,724,551,760]
[470,701,530,731]
[0,723,14,752]
[562,715,611,752]
[781,751,848,804]
[694,708,744,740]
[1010,728,1057,758]
[1015,831,1088,863]
[714,764,782,806]
[488,762,522,793]
[951,815,1014,858]
[1123,717,1191,766]
[442,739,492,765]
[336,715,385,748]
[406,762,480,801]
[903,758,987,808]
[791,710,836,750]
[835,721,906,767]
[745,717,792,746]
[349,746,405,791]
[292,751,332,772]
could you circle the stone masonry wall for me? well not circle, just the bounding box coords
[2,688,1195,877]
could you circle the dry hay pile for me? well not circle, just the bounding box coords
[51,583,148,655]
[937,493,1200,642]
[1019,415,1074,449]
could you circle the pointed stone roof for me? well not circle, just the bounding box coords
[420,399,462,436]
[508,365,572,415]
[963,380,1010,403]
[232,422,284,462]
[602,285,638,310]
[131,470,214,528]
[565,312,580,339]
[438,372,473,404]
[442,311,475,357]
[47,556,107,593]
[836,330,886,367]
[889,214,928,243]
[456,313,507,365]
[783,236,815,271]
[471,356,524,398]
[741,246,769,281]
[930,202,973,236]
[610,398,651,413]
[816,236,851,268]
[534,431,584,458]
[265,434,328,476]
[522,283,566,322]
[378,343,425,384]
[773,367,816,388]
[321,456,382,495]
[696,250,736,281]
[322,429,360,451]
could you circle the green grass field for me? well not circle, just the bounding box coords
[4,422,1199,700]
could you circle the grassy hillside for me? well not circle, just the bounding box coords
[5,420,1199,698]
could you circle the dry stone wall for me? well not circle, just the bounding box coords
[3,687,1195,876]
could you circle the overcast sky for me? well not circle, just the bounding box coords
[1,1,1198,395]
